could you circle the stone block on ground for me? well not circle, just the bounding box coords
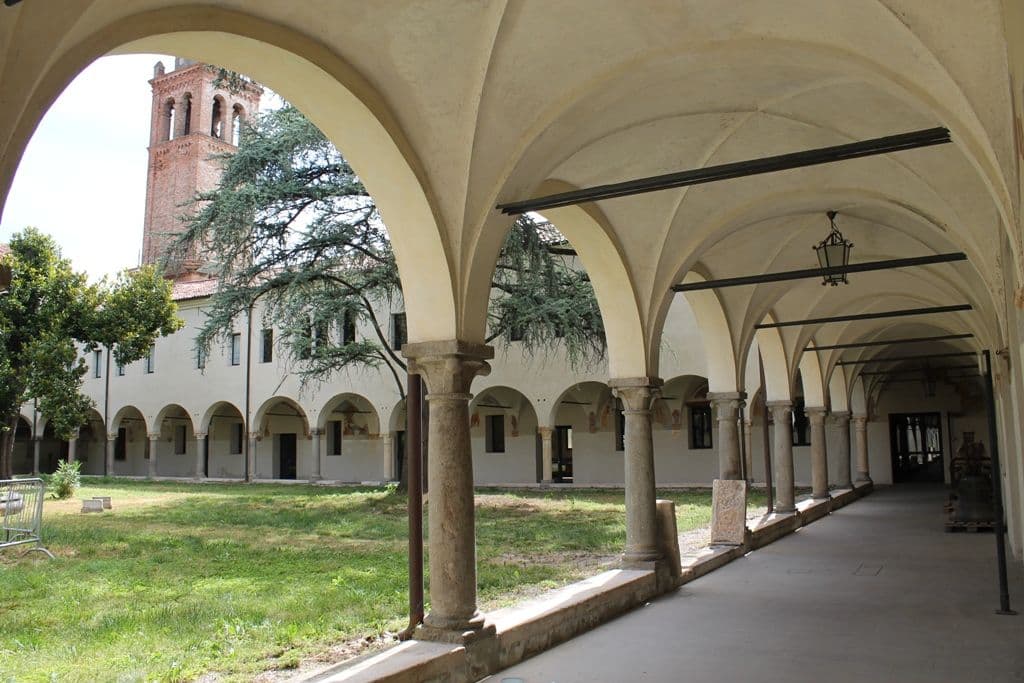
[92,496,112,509]
[81,499,104,513]
[710,479,747,546]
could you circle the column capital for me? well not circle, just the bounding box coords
[806,406,827,424]
[852,415,868,427]
[708,392,745,421]
[609,377,662,412]
[831,411,851,424]
[537,426,553,437]
[310,427,323,437]
[194,432,207,439]
[767,400,792,419]
[106,433,118,442]
[403,340,493,396]
[148,433,161,441]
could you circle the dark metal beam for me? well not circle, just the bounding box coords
[672,253,967,293]
[837,351,976,366]
[811,333,973,351]
[859,364,977,376]
[756,303,972,329]
[497,127,951,215]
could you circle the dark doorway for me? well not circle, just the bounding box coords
[889,412,944,483]
[278,433,297,480]
[204,434,210,476]
[553,425,574,483]
[395,430,406,483]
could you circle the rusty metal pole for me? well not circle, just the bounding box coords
[398,372,424,639]
[983,350,1016,615]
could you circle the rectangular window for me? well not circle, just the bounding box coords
[314,320,329,351]
[615,402,625,452]
[115,427,127,461]
[689,404,713,449]
[392,312,407,350]
[230,333,241,366]
[485,414,505,453]
[508,322,524,342]
[117,361,125,376]
[300,323,312,360]
[230,422,244,455]
[174,425,186,455]
[144,345,155,374]
[196,346,206,370]
[339,310,356,345]
[93,350,102,378]
[261,328,273,363]
[792,398,810,446]
[330,420,342,456]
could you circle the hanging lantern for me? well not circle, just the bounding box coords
[813,210,853,286]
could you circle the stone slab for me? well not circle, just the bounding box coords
[81,499,104,513]
[709,479,747,545]
[92,496,112,509]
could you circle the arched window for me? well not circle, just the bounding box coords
[211,96,225,139]
[162,98,175,141]
[231,104,245,146]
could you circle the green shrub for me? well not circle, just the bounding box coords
[49,460,81,499]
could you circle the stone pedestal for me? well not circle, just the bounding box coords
[709,392,743,480]
[853,416,871,484]
[404,340,493,639]
[610,377,663,565]
[710,479,748,545]
[808,407,830,500]
[538,426,553,483]
[832,412,852,488]
[147,434,159,479]
[310,428,323,481]
[768,401,795,513]
[195,433,207,479]
[32,437,40,475]
[106,434,116,476]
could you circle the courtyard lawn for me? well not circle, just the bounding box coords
[0,480,766,682]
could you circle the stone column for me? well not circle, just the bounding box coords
[247,433,259,482]
[808,407,829,500]
[32,437,41,475]
[610,377,663,565]
[382,432,394,481]
[195,433,207,479]
[67,436,77,465]
[538,426,554,483]
[768,401,795,513]
[148,433,159,479]
[310,428,323,482]
[832,412,852,489]
[853,416,871,484]
[709,393,743,480]
[743,418,754,482]
[106,434,117,476]
[403,340,493,638]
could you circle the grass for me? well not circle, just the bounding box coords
[0,480,765,682]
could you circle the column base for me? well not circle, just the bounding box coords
[416,614,493,644]
[855,473,872,485]
[773,504,797,514]
[622,548,662,567]
[812,493,832,502]
[308,476,322,483]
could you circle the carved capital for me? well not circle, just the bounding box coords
[766,400,792,422]
[831,411,851,427]
[852,415,868,430]
[194,432,208,439]
[403,340,493,398]
[537,426,553,439]
[708,392,743,422]
[806,407,827,425]
[609,377,662,413]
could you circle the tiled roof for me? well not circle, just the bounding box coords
[171,277,219,301]
[0,243,10,257]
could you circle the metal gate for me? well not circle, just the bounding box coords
[0,478,54,558]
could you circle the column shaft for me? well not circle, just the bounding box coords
[247,433,258,481]
[539,427,553,483]
[148,435,159,479]
[710,394,742,480]
[808,408,830,500]
[611,378,662,564]
[32,438,40,475]
[854,416,871,484]
[769,402,795,513]
[106,435,116,476]
[404,340,493,636]
[310,429,323,481]
[195,433,207,479]
[832,412,852,488]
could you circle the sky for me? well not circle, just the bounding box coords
[0,54,280,281]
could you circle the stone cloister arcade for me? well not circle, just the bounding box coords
[2,0,1022,654]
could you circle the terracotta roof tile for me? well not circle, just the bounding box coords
[171,278,219,301]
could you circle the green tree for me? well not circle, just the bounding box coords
[173,105,605,398]
[0,229,182,479]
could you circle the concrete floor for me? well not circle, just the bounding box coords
[491,485,1024,683]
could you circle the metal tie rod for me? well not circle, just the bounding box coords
[756,303,972,329]
[673,253,966,293]
[836,351,976,366]
[810,333,973,351]
[497,127,951,215]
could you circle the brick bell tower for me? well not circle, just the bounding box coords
[141,58,262,279]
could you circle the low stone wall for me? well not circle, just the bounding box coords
[303,482,874,683]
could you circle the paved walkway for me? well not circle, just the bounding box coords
[493,485,1024,683]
